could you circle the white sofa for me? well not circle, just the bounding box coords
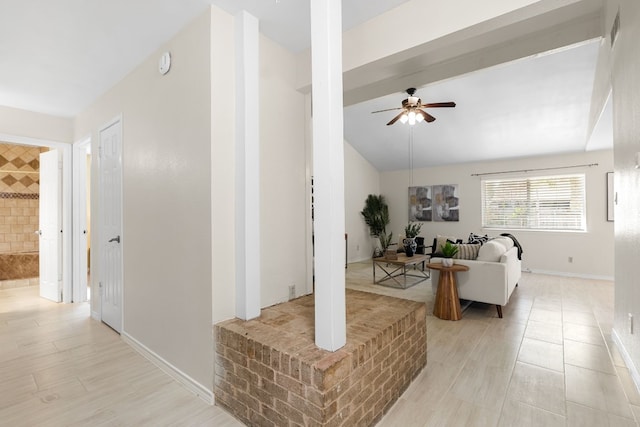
[430,237,521,318]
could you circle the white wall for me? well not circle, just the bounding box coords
[607,0,640,389]
[381,150,614,279]
[211,6,236,325]
[0,105,73,143]
[344,140,381,262]
[75,10,213,392]
[258,34,308,305]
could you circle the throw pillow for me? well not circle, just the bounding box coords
[476,240,506,262]
[453,243,481,260]
[468,233,489,245]
[433,235,460,254]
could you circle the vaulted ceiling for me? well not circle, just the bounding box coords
[0,0,611,169]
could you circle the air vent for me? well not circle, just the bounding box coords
[611,10,620,48]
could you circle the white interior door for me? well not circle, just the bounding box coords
[39,149,62,302]
[99,118,123,332]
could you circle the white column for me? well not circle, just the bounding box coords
[311,0,346,351]
[235,11,261,320]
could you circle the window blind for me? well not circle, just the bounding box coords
[481,174,586,231]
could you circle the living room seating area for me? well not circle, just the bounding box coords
[429,233,522,318]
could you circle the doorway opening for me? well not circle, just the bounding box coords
[0,132,72,302]
[0,142,48,292]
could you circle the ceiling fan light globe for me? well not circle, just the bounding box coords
[415,113,424,122]
[408,116,416,125]
[400,114,409,124]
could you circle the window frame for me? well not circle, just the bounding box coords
[481,173,587,232]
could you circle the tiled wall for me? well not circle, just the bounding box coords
[0,143,45,254]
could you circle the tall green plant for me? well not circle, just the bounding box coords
[361,194,390,237]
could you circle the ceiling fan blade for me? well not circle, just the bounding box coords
[421,102,456,108]
[418,110,436,122]
[372,107,403,114]
[387,111,405,125]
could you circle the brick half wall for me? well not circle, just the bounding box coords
[214,290,427,426]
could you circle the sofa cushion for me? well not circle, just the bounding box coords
[476,240,507,262]
[468,233,489,245]
[453,243,481,260]
[490,236,514,251]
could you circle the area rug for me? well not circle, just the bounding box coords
[346,261,479,316]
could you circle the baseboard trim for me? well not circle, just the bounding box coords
[612,328,640,395]
[522,268,613,281]
[121,331,213,405]
[91,310,100,321]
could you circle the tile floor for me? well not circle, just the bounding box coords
[0,286,240,427]
[347,261,638,427]
[1,263,637,426]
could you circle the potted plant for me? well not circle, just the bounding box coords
[379,229,394,257]
[361,195,390,257]
[403,222,422,257]
[440,241,459,267]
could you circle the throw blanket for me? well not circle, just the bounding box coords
[500,233,523,260]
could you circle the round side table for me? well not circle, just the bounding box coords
[427,263,470,320]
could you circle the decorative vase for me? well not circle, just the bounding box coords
[403,237,417,257]
[442,258,454,267]
[372,236,383,257]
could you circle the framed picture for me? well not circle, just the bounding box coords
[432,184,459,222]
[607,172,614,222]
[408,186,432,221]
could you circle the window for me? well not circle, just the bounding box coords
[481,174,586,231]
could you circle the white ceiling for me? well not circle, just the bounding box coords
[345,40,609,171]
[0,1,611,169]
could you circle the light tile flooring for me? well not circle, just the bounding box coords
[0,286,239,426]
[348,261,638,427]
[1,264,638,426]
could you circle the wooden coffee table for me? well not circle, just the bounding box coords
[428,263,469,320]
[372,254,430,289]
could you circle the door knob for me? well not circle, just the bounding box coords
[35,230,42,236]
[108,236,121,243]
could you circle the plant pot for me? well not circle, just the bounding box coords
[442,258,454,267]
[372,236,383,257]
[403,237,417,257]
